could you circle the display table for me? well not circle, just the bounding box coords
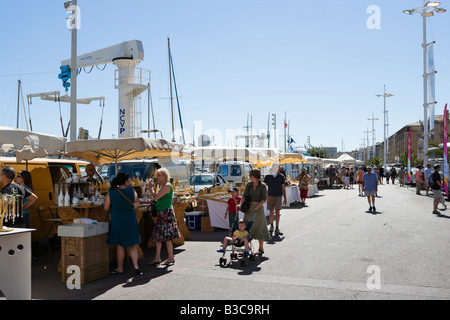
[285,186,301,206]
[51,205,109,224]
[308,183,319,198]
[204,198,270,230]
[0,228,35,300]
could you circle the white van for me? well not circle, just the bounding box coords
[216,161,253,186]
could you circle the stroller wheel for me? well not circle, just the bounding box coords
[230,253,237,260]
[219,257,227,266]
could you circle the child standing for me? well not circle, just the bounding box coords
[224,187,241,228]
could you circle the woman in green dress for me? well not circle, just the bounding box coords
[148,168,180,266]
[237,169,270,255]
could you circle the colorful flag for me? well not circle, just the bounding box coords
[444,104,448,196]
[428,44,436,133]
[408,130,411,184]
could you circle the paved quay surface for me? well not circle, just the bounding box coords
[4,182,450,301]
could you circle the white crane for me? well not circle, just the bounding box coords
[60,39,150,138]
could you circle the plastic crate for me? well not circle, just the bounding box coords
[185,211,206,230]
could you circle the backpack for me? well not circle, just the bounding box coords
[428,172,434,187]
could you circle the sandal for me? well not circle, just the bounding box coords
[110,269,124,275]
[147,260,161,266]
[162,259,175,266]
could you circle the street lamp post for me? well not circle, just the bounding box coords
[376,86,393,172]
[364,129,372,161]
[403,1,446,166]
[368,113,379,159]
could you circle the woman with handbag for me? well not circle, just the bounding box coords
[148,168,181,266]
[105,172,142,275]
[237,169,270,255]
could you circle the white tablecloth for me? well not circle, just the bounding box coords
[285,186,301,206]
[206,199,270,230]
[308,184,319,197]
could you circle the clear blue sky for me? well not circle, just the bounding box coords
[1,0,449,154]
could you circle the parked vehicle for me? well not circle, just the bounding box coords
[189,173,227,193]
[216,161,253,186]
[98,159,160,181]
[98,159,190,186]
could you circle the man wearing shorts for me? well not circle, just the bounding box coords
[263,164,287,235]
[431,164,442,215]
[362,167,378,212]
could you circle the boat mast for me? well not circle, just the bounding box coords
[168,38,175,142]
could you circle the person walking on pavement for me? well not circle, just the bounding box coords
[431,164,443,215]
[362,167,379,212]
[378,166,384,184]
[356,167,364,196]
[424,163,432,196]
[415,165,424,195]
[398,166,406,187]
[263,163,286,236]
[237,169,270,255]
[390,167,397,184]
[326,165,336,189]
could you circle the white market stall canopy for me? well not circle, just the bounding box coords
[279,153,306,165]
[183,146,280,166]
[65,137,184,166]
[0,126,66,162]
[303,156,323,164]
[337,153,357,164]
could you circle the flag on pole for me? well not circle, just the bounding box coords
[428,44,436,133]
[407,130,411,184]
[444,104,448,196]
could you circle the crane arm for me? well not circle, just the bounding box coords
[61,39,144,68]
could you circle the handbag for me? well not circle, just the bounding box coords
[240,193,251,213]
[147,202,158,217]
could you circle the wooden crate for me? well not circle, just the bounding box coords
[201,216,215,232]
[62,261,109,285]
[61,233,109,268]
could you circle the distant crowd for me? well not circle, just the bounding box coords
[325,163,446,215]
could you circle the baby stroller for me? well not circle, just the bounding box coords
[219,213,257,267]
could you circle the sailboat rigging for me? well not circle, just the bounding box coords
[167,38,185,145]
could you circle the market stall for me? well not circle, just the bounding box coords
[0,192,35,300]
[197,186,271,230]
[0,126,66,162]
[0,229,35,300]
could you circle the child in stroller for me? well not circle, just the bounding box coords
[217,218,255,266]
